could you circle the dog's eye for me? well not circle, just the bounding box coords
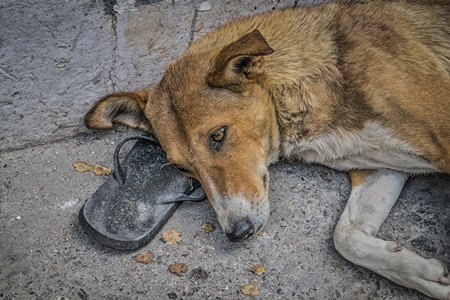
[212,128,225,142]
[210,126,227,151]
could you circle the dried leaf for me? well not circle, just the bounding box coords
[201,222,215,233]
[242,283,259,296]
[72,161,93,173]
[93,164,112,176]
[135,252,154,264]
[162,228,181,244]
[169,263,188,275]
[251,265,266,276]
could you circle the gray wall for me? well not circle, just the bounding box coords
[0,0,323,151]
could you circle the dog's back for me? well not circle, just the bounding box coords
[188,0,450,172]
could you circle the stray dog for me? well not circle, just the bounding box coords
[84,1,450,298]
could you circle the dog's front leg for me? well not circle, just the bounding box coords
[333,169,450,299]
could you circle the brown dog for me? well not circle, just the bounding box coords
[84,1,450,298]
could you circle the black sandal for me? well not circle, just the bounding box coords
[78,134,206,250]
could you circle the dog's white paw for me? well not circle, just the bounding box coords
[400,256,450,300]
[335,230,450,299]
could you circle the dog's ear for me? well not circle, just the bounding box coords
[206,29,274,89]
[84,88,153,132]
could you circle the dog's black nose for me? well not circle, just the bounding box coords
[226,219,255,242]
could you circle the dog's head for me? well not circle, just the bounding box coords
[85,30,279,241]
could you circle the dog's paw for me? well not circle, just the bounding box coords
[418,276,450,300]
[411,258,450,300]
[439,275,449,285]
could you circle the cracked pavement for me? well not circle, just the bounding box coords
[1,1,449,299]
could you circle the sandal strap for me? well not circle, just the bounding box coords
[113,135,206,203]
[113,135,160,185]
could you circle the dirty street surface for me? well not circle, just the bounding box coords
[1,1,449,299]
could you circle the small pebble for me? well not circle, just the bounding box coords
[198,1,211,11]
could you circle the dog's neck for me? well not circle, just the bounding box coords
[264,67,369,161]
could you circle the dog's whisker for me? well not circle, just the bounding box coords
[160,162,172,171]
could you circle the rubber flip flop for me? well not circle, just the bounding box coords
[78,134,206,250]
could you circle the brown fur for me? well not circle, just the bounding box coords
[84,1,450,298]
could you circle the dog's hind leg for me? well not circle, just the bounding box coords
[333,169,450,299]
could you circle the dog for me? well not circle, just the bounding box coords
[84,0,450,298]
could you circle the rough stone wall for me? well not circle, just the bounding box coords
[0,0,324,152]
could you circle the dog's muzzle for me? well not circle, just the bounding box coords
[207,172,270,242]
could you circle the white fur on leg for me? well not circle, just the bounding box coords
[333,169,450,300]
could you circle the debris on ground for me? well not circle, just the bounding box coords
[169,263,188,276]
[72,161,93,173]
[135,252,154,264]
[250,265,266,276]
[201,222,215,233]
[72,161,112,176]
[241,283,259,296]
[162,228,182,244]
[92,164,112,175]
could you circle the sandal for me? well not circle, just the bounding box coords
[78,134,206,250]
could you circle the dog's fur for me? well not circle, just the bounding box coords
[84,0,450,298]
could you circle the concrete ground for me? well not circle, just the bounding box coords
[1,1,449,299]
